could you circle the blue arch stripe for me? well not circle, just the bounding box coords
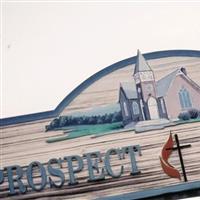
[1,49,200,126]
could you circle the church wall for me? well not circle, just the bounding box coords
[143,101,150,120]
[135,84,150,121]
[119,89,132,125]
[129,99,143,122]
[164,75,200,119]
[140,82,157,102]
[157,98,168,119]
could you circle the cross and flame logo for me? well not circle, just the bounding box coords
[159,132,191,182]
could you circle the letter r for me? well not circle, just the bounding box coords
[6,165,26,194]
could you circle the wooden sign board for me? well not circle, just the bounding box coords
[1,50,200,200]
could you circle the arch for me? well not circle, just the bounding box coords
[148,97,159,120]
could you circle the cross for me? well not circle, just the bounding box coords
[166,132,191,182]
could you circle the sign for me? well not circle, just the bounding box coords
[0,145,141,195]
[1,50,200,199]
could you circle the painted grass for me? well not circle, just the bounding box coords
[46,119,200,143]
[46,122,123,143]
[176,118,200,124]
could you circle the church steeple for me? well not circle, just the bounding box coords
[133,50,156,102]
[133,50,152,75]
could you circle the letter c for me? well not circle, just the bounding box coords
[104,148,123,178]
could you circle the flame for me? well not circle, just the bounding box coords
[160,133,181,180]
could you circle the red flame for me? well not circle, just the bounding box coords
[160,133,181,180]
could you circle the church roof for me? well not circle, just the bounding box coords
[156,68,181,97]
[121,68,187,100]
[134,50,152,74]
[120,82,138,99]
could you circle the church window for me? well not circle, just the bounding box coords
[132,101,140,115]
[148,97,159,120]
[179,87,192,109]
[161,99,166,113]
[123,102,129,116]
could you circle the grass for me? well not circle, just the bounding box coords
[46,122,123,143]
[46,118,200,143]
[175,118,200,125]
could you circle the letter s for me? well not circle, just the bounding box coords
[48,158,65,188]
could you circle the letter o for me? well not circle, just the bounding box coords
[27,161,47,191]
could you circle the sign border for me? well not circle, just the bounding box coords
[97,180,200,200]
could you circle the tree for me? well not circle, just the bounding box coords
[188,108,199,119]
[46,110,123,131]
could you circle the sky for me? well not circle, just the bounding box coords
[1,1,200,118]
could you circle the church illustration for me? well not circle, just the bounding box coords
[119,50,200,125]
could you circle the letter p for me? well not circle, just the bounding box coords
[0,169,4,185]
[64,155,83,185]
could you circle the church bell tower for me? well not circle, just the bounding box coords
[133,50,158,120]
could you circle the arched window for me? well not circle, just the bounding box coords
[179,88,192,109]
[132,101,140,115]
[148,97,159,120]
[161,99,166,113]
[123,102,129,116]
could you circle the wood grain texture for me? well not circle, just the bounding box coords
[1,56,200,199]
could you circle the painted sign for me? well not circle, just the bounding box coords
[44,50,200,143]
[0,132,198,197]
[0,145,141,195]
[1,50,200,200]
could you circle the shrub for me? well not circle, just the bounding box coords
[188,108,199,119]
[45,125,50,132]
[111,111,123,123]
[178,112,190,121]
[50,118,60,128]
[45,118,60,131]
[59,116,68,127]
[45,111,123,131]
